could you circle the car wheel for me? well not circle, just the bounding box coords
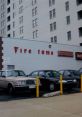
[49,83,55,91]
[8,85,14,95]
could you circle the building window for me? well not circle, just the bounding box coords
[19,0,23,4]
[32,0,37,6]
[49,9,56,19]
[19,6,23,14]
[50,22,56,31]
[7,7,10,13]
[66,16,70,25]
[13,22,15,28]
[65,1,69,11]
[50,23,53,31]
[79,27,82,37]
[13,3,15,9]
[32,7,37,17]
[19,16,23,24]
[13,12,15,18]
[77,10,82,20]
[19,26,23,34]
[67,31,71,40]
[7,25,11,31]
[13,31,15,37]
[76,0,82,5]
[33,30,38,39]
[49,0,55,7]
[7,34,10,37]
[7,16,10,22]
[7,0,10,5]
[51,36,57,43]
[32,18,38,28]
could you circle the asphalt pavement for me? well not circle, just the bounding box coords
[0,89,82,117]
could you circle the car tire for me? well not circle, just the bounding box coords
[8,84,14,95]
[49,83,55,91]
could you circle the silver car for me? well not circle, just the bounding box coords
[0,70,36,94]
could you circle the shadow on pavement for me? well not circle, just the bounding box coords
[0,88,80,102]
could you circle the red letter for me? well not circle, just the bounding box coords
[14,47,19,53]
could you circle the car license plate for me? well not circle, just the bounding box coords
[29,85,35,89]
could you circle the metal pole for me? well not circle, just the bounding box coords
[60,74,63,95]
[36,76,39,97]
[80,74,82,92]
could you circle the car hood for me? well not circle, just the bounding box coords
[6,76,36,81]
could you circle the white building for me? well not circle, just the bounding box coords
[0,0,82,45]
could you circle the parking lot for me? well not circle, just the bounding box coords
[0,89,82,117]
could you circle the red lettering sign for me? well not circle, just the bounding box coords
[58,51,74,57]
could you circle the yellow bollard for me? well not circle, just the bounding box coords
[60,74,63,95]
[36,76,39,98]
[80,74,82,92]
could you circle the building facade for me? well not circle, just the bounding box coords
[0,0,82,45]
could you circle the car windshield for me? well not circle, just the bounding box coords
[69,70,79,76]
[2,70,26,77]
[45,71,60,78]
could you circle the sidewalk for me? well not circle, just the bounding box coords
[0,93,82,117]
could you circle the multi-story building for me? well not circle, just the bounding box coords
[0,0,82,45]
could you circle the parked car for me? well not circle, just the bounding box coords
[77,68,82,75]
[27,70,78,92]
[59,69,79,89]
[0,70,36,94]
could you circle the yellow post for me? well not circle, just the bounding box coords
[60,74,63,95]
[80,74,82,92]
[36,76,39,98]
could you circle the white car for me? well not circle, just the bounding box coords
[0,70,36,94]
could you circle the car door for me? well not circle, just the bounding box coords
[0,71,8,88]
[38,71,48,90]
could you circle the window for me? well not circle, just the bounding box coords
[13,12,15,18]
[19,16,23,24]
[19,26,23,34]
[33,30,38,39]
[7,24,11,31]
[50,36,57,43]
[7,34,10,37]
[49,9,56,19]
[7,7,10,13]
[7,0,10,5]
[7,16,10,22]
[19,0,23,4]
[76,0,82,5]
[19,6,23,14]
[13,31,15,37]
[50,23,53,31]
[50,22,56,31]
[13,3,15,9]
[1,4,5,11]
[65,1,69,11]
[79,27,82,37]
[32,7,37,17]
[32,18,38,28]
[53,22,56,30]
[32,0,37,6]
[77,10,82,20]
[49,0,55,6]
[1,20,5,27]
[67,31,71,40]
[13,21,15,28]
[66,16,70,24]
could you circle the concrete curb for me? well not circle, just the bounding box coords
[42,91,60,98]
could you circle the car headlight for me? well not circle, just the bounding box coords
[73,79,77,83]
[16,81,26,86]
[58,80,67,83]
